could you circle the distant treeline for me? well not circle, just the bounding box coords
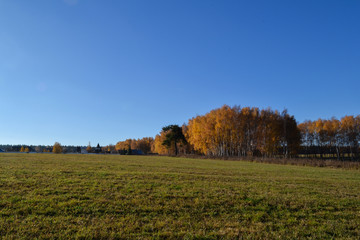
[0,145,85,153]
[2,105,359,161]
[114,138,154,155]
[298,117,360,160]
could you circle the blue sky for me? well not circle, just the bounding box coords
[1,0,359,146]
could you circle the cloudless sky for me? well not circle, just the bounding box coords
[1,0,359,146]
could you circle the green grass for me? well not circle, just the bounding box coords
[0,153,359,239]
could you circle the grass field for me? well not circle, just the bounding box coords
[0,153,359,239]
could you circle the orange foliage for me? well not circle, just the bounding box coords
[185,105,300,157]
[116,137,154,154]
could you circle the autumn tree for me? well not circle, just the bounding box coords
[86,142,92,153]
[258,109,282,157]
[102,144,116,154]
[115,140,129,154]
[341,116,359,160]
[53,142,63,154]
[153,132,169,154]
[298,120,315,157]
[323,118,341,159]
[137,137,154,154]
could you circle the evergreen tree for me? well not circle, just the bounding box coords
[162,125,187,155]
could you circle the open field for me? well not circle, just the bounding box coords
[0,154,359,239]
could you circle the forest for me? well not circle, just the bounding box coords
[2,105,360,161]
[113,105,360,161]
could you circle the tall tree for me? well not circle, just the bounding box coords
[341,116,358,160]
[280,111,301,157]
[162,125,187,155]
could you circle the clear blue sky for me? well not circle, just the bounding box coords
[1,0,359,146]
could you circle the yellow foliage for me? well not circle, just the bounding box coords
[152,132,168,155]
[116,137,154,154]
[53,142,63,154]
[185,105,300,157]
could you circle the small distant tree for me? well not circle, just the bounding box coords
[53,142,63,154]
[20,146,25,152]
[24,147,30,153]
[86,142,92,153]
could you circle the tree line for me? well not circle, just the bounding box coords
[151,105,300,157]
[151,105,360,160]
[114,137,154,155]
[298,116,360,160]
[2,105,359,160]
[0,144,80,153]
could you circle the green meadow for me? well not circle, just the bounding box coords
[0,153,359,239]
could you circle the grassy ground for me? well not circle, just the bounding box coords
[0,153,359,239]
